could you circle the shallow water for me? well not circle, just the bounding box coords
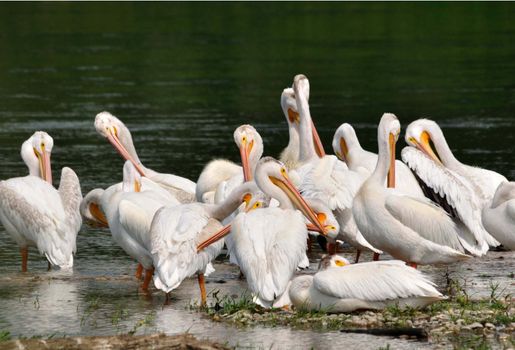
[0,3,514,349]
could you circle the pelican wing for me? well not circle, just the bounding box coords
[301,155,364,211]
[150,205,223,292]
[313,261,443,301]
[149,173,196,203]
[231,208,307,304]
[58,167,83,235]
[402,147,490,254]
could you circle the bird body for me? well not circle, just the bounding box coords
[482,182,515,250]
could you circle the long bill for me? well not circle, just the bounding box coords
[415,131,443,166]
[239,140,253,182]
[197,224,231,252]
[269,175,327,235]
[387,133,396,188]
[42,149,52,185]
[89,203,109,227]
[311,120,326,158]
[106,130,146,177]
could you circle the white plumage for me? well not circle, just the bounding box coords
[482,182,515,250]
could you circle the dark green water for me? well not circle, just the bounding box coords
[0,3,513,348]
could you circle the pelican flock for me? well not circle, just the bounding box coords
[0,73,512,317]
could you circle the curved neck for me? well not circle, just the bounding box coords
[371,131,390,184]
[255,168,292,210]
[430,127,459,167]
[119,125,142,165]
[283,125,300,161]
[209,182,257,220]
[21,141,40,177]
[249,141,264,176]
[295,88,317,163]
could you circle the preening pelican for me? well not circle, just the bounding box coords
[0,132,82,271]
[196,160,241,203]
[482,182,515,250]
[198,157,330,308]
[291,74,377,258]
[94,111,196,203]
[332,123,424,198]
[80,188,108,228]
[288,254,444,313]
[403,118,504,248]
[150,182,264,305]
[353,113,471,266]
[100,161,179,290]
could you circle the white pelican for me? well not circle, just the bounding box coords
[150,182,265,305]
[279,86,325,171]
[353,113,472,267]
[100,161,179,290]
[291,74,378,258]
[402,118,504,248]
[0,131,82,271]
[289,254,444,313]
[332,123,424,198]
[80,188,108,228]
[197,157,330,308]
[94,111,196,203]
[482,182,515,250]
[196,159,241,203]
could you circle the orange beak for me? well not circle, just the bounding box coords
[105,128,146,177]
[413,131,443,166]
[388,133,396,188]
[311,120,326,158]
[89,203,109,228]
[197,224,231,252]
[35,145,52,184]
[338,137,348,162]
[239,138,254,182]
[269,174,327,235]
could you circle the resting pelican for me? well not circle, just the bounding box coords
[94,111,196,203]
[332,123,424,198]
[402,118,504,248]
[291,74,377,258]
[100,161,179,290]
[289,254,444,312]
[482,182,515,250]
[279,86,325,171]
[0,132,82,271]
[150,182,264,305]
[198,157,330,308]
[353,113,471,266]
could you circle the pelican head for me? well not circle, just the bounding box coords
[21,131,53,184]
[490,182,515,208]
[305,198,340,239]
[318,254,350,271]
[80,188,108,228]
[94,111,145,176]
[281,87,300,126]
[122,160,142,193]
[293,74,310,100]
[255,157,327,234]
[233,124,263,181]
[332,123,360,164]
[405,119,444,165]
[378,113,400,188]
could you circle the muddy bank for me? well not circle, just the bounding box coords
[0,333,229,350]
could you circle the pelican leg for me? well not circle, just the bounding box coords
[407,262,418,269]
[198,273,207,306]
[355,250,361,263]
[306,237,312,254]
[47,261,51,271]
[327,242,336,254]
[164,292,171,306]
[135,263,143,279]
[141,267,154,291]
[20,247,28,272]
[373,253,380,261]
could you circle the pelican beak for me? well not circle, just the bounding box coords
[287,108,300,124]
[88,203,108,227]
[239,138,254,181]
[269,174,327,235]
[197,224,231,252]
[34,144,52,184]
[413,131,443,166]
[339,137,348,162]
[388,133,396,188]
[105,127,146,176]
[311,120,326,158]
[134,179,141,193]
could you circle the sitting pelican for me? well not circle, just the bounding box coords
[332,123,424,198]
[288,254,444,313]
[198,157,331,308]
[0,132,82,271]
[402,118,504,248]
[100,161,179,290]
[94,111,196,203]
[353,113,471,267]
[482,182,515,250]
[150,182,265,305]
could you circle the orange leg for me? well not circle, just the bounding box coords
[373,253,380,261]
[20,247,28,272]
[141,267,154,291]
[198,273,207,306]
[355,250,362,263]
[135,263,143,279]
[407,262,418,269]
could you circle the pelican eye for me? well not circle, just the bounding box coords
[334,259,346,267]
[252,202,261,209]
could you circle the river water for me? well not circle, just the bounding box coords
[0,3,514,349]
